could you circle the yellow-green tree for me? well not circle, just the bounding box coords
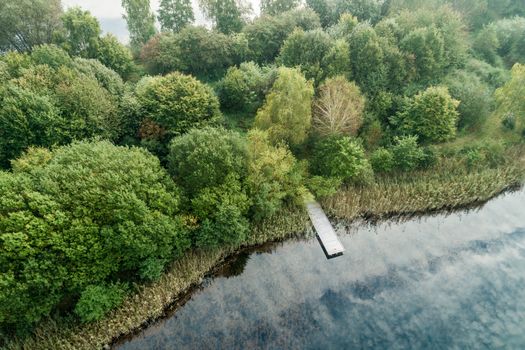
[254,67,314,146]
[495,63,525,126]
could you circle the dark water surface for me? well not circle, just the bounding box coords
[118,190,525,350]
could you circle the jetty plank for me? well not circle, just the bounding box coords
[306,201,345,259]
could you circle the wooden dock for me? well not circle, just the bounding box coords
[306,201,345,259]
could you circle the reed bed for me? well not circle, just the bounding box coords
[323,163,524,221]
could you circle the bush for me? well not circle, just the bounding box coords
[168,127,248,197]
[1,141,189,335]
[138,72,222,139]
[444,70,493,130]
[254,67,314,146]
[501,113,516,130]
[370,147,394,173]
[74,283,127,323]
[217,62,275,112]
[306,176,342,198]
[394,86,459,143]
[391,135,425,171]
[71,58,125,97]
[313,76,365,137]
[311,135,373,184]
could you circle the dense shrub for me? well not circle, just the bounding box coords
[74,283,127,323]
[394,86,459,143]
[313,76,365,137]
[0,141,188,336]
[277,28,350,84]
[242,8,321,64]
[306,176,342,198]
[391,135,425,171]
[370,147,395,173]
[217,62,276,112]
[255,67,314,146]
[444,70,493,130]
[71,57,125,97]
[311,135,373,184]
[30,44,72,69]
[168,127,248,197]
[137,72,222,140]
[167,127,250,247]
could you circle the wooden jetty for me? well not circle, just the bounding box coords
[306,201,345,259]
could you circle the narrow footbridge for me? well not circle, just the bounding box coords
[306,201,345,259]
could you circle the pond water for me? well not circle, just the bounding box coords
[117,189,525,350]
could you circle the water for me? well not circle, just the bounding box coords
[117,190,525,350]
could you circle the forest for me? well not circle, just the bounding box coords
[1,0,525,347]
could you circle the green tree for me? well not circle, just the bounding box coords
[306,0,336,28]
[277,28,350,84]
[217,62,276,112]
[199,0,248,34]
[96,34,135,79]
[391,135,425,171]
[313,76,365,137]
[261,0,300,15]
[137,72,222,142]
[140,26,242,79]
[444,70,493,130]
[394,86,459,143]
[167,127,248,197]
[254,67,314,146]
[0,84,63,168]
[348,23,387,93]
[158,0,195,32]
[122,0,157,52]
[242,8,321,63]
[56,7,101,58]
[311,135,373,184]
[30,44,72,69]
[0,0,63,52]
[334,0,385,23]
[1,141,188,335]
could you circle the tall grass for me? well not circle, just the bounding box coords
[323,155,525,221]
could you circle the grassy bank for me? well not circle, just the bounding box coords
[5,154,524,350]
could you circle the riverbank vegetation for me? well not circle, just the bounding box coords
[1,0,525,348]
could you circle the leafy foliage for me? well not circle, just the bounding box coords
[254,67,314,146]
[217,62,276,112]
[312,135,373,184]
[159,0,195,32]
[0,141,188,335]
[394,86,459,143]
[122,0,157,52]
[137,72,222,142]
[0,0,62,52]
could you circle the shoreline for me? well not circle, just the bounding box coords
[112,181,523,349]
[5,165,524,350]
